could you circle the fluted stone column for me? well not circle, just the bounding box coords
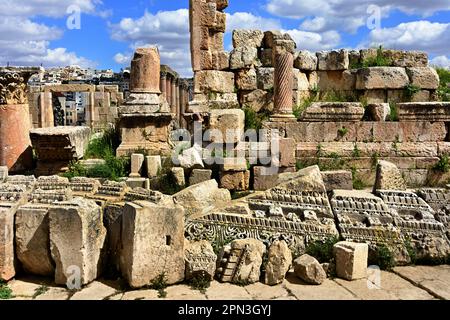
[271,50,296,121]
[0,67,41,172]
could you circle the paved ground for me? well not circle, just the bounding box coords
[2,265,449,301]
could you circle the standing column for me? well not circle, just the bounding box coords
[271,47,295,121]
[0,67,40,172]
[171,78,177,114]
[166,75,172,110]
[160,72,167,103]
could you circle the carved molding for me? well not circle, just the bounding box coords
[0,68,41,105]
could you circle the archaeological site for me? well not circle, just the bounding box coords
[1,0,450,304]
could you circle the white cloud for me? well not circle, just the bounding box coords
[284,29,341,52]
[226,12,281,31]
[114,52,131,65]
[266,0,450,33]
[0,0,100,17]
[361,21,450,56]
[430,56,450,69]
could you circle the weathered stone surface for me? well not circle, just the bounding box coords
[277,165,327,193]
[185,240,217,281]
[129,47,160,93]
[265,240,292,286]
[360,49,428,68]
[321,170,353,191]
[208,109,245,144]
[70,281,118,300]
[121,200,185,288]
[194,70,235,93]
[173,179,231,218]
[406,67,439,89]
[0,207,16,281]
[220,170,250,191]
[253,166,279,191]
[15,205,55,276]
[397,102,450,121]
[334,241,368,281]
[273,50,295,117]
[239,89,273,113]
[301,102,364,122]
[276,138,296,168]
[130,153,145,178]
[171,167,186,188]
[0,166,8,182]
[294,254,327,285]
[49,198,106,286]
[257,67,274,90]
[317,50,349,70]
[236,68,257,90]
[178,144,204,169]
[189,169,212,185]
[221,157,247,172]
[356,67,410,90]
[292,69,310,91]
[367,103,391,121]
[311,70,356,91]
[126,177,150,190]
[232,30,264,48]
[264,31,295,50]
[217,238,266,284]
[230,46,259,70]
[145,156,161,178]
[294,51,318,71]
[374,160,407,191]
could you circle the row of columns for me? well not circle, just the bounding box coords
[160,72,191,128]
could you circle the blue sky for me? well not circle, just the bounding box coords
[0,0,449,77]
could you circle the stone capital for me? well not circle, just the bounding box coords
[0,67,42,105]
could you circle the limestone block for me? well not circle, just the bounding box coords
[264,240,292,286]
[232,30,264,48]
[220,170,250,191]
[293,69,310,91]
[367,103,391,121]
[260,49,273,67]
[236,68,257,91]
[185,240,217,281]
[230,46,259,70]
[317,50,349,70]
[321,170,353,191]
[120,201,185,288]
[334,241,368,281]
[240,89,273,113]
[253,166,279,191]
[221,157,247,172]
[348,50,361,68]
[217,239,266,284]
[276,138,296,168]
[294,51,318,71]
[356,67,410,90]
[293,254,327,285]
[360,49,428,68]
[15,205,55,276]
[171,167,186,188]
[406,67,440,90]
[257,67,275,90]
[0,207,16,281]
[189,169,212,186]
[301,102,364,122]
[146,155,161,178]
[126,177,150,190]
[314,70,356,91]
[130,153,145,177]
[194,70,235,94]
[374,160,407,191]
[276,165,327,193]
[49,198,106,286]
[208,109,245,144]
[397,102,450,121]
[173,179,231,218]
[364,90,387,103]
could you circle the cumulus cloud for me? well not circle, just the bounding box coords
[361,21,450,56]
[226,12,281,31]
[0,0,100,17]
[266,0,450,33]
[430,56,450,69]
[284,29,341,52]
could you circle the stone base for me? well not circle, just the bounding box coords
[270,114,297,122]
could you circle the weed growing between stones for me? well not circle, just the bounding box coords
[150,273,168,298]
[32,285,49,299]
[433,155,450,173]
[370,244,396,271]
[305,236,340,264]
[0,280,13,300]
[243,106,270,131]
[389,102,399,121]
[351,167,366,190]
[188,272,212,294]
[404,84,421,100]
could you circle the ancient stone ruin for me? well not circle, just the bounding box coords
[0,0,450,298]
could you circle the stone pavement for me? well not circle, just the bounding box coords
[2,265,449,301]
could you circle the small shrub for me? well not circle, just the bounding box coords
[85,126,120,160]
[352,144,361,158]
[63,161,87,179]
[433,155,450,173]
[371,244,395,271]
[405,240,417,265]
[305,236,340,263]
[404,84,421,100]
[0,280,13,300]
[150,273,168,298]
[338,127,349,137]
[296,160,308,171]
[351,167,365,190]
[362,45,393,67]
[243,106,270,131]
[188,272,211,294]
[435,67,450,102]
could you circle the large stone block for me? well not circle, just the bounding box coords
[406,67,440,90]
[317,50,349,70]
[301,102,365,122]
[15,205,55,276]
[312,70,356,91]
[264,240,292,286]
[49,198,106,286]
[360,49,428,68]
[293,69,310,91]
[374,160,407,191]
[120,200,185,288]
[130,153,145,178]
[0,207,16,281]
[293,254,326,285]
[146,155,162,178]
[334,241,368,281]
[397,102,450,121]
[257,67,275,90]
[232,29,264,48]
[208,109,245,144]
[185,240,217,281]
[236,68,257,90]
[294,50,318,71]
[230,46,259,70]
[321,170,353,191]
[356,67,410,90]
[189,169,212,185]
[194,70,235,93]
[220,170,250,191]
[240,89,273,113]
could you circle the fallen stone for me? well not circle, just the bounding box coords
[294,254,327,285]
[373,160,407,191]
[294,51,318,71]
[49,198,106,286]
[334,241,368,281]
[321,170,353,191]
[276,165,327,193]
[185,240,217,281]
[121,200,185,288]
[219,170,250,191]
[171,167,186,188]
[264,240,292,286]
[189,169,212,186]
